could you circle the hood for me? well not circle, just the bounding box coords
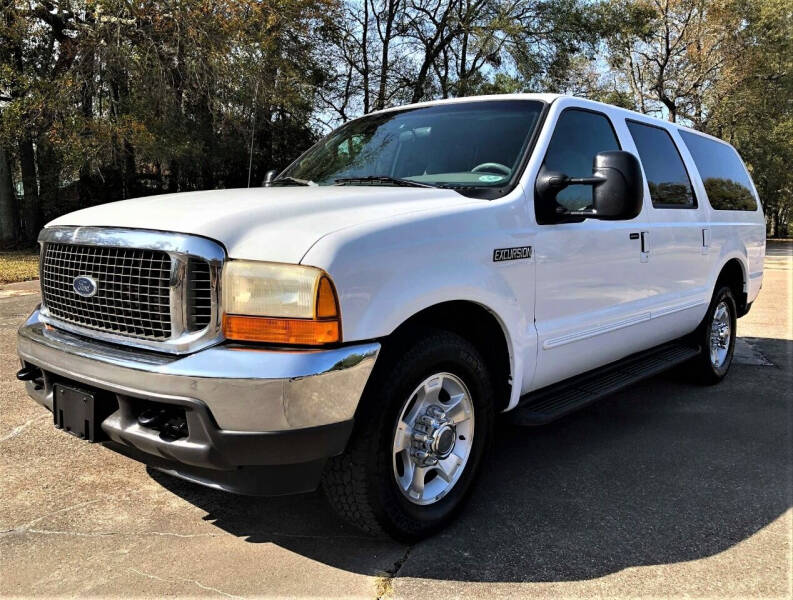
[47,186,477,263]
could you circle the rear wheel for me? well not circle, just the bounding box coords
[687,285,737,385]
[322,330,493,541]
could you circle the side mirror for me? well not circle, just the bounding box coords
[262,169,277,187]
[535,150,644,221]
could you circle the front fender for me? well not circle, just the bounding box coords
[302,200,537,410]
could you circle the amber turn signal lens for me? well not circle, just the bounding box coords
[223,315,340,345]
[316,276,339,319]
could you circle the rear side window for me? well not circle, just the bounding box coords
[627,121,696,208]
[541,109,621,215]
[679,131,757,211]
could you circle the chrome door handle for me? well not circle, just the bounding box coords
[640,231,650,253]
[640,231,650,263]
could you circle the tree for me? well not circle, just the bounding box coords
[604,0,793,235]
[319,0,604,122]
[704,0,793,236]
[0,137,18,243]
[0,0,336,245]
[604,0,734,124]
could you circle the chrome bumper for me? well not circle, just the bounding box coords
[17,308,379,432]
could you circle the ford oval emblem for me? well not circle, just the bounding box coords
[73,275,98,298]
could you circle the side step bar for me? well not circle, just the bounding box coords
[508,342,700,426]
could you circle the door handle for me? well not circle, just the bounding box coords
[641,231,650,253]
[640,231,650,263]
[701,228,711,255]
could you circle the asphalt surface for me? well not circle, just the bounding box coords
[1,242,791,598]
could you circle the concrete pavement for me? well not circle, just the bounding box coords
[1,242,790,598]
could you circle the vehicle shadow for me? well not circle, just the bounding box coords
[150,337,792,583]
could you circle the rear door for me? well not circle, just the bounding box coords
[623,120,712,341]
[530,103,655,390]
[677,129,765,305]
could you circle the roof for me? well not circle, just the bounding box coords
[368,93,729,146]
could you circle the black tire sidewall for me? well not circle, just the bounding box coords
[698,286,737,381]
[364,331,494,540]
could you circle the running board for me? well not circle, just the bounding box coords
[508,342,700,426]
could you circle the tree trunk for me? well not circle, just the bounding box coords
[123,139,137,199]
[17,137,40,244]
[36,137,60,224]
[375,0,397,111]
[412,57,434,104]
[771,209,779,238]
[361,0,370,113]
[78,30,95,204]
[168,160,180,193]
[0,143,19,243]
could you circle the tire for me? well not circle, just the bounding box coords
[322,330,494,541]
[686,285,737,385]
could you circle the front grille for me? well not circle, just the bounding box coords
[187,258,212,330]
[41,244,173,340]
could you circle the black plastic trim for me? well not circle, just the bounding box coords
[34,369,354,495]
[106,442,329,496]
[511,340,700,425]
[101,390,354,469]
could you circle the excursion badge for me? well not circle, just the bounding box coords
[493,246,532,262]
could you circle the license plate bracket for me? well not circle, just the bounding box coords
[53,384,104,442]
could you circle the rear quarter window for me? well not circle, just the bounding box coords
[626,120,696,208]
[679,130,757,211]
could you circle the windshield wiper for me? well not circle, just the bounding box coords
[334,176,435,188]
[271,176,314,186]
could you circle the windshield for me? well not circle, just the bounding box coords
[279,100,544,195]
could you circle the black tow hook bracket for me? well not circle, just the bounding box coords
[137,407,168,429]
[137,407,188,441]
[17,366,44,389]
[160,416,189,441]
[16,366,42,381]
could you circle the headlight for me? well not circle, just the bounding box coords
[221,260,340,345]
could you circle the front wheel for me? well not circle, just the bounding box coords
[322,330,494,541]
[687,285,737,385]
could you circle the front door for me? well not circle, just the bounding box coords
[530,105,653,390]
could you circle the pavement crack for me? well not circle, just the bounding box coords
[375,545,412,599]
[128,568,246,598]
[146,530,221,538]
[13,485,156,530]
[0,413,49,442]
[1,528,219,539]
[20,498,105,528]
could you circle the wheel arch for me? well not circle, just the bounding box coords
[378,300,514,413]
[714,257,748,316]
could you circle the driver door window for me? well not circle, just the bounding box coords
[536,109,621,224]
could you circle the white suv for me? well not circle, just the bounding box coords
[17,94,765,540]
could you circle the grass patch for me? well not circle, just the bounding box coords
[0,252,39,284]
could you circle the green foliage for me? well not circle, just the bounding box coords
[600,0,793,235]
[0,0,334,234]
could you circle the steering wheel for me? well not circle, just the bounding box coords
[471,162,512,176]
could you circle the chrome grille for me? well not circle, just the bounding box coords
[187,258,212,330]
[41,243,173,340]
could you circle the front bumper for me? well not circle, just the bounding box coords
[17,308,380,495]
